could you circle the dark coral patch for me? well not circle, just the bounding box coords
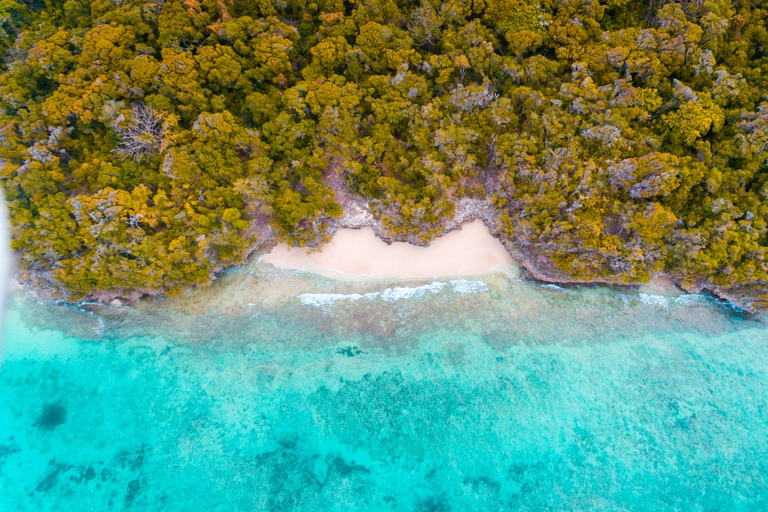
[35,404,68,431]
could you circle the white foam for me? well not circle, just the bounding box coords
[638,293,671,307]
[636,292,713,308]
[674,294,709,306]
[297,291,379,307]
[449,280,489,294]
[380,282,448,302]
[297,280,490,307]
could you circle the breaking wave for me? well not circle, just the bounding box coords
[637,293,714,308]
[449,279,489,294]
[297,280,489,307]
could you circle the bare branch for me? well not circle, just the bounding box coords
[113,104,168,162]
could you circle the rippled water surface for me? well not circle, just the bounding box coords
[1,261,767,511]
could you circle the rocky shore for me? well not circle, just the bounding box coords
[328,187,766,313]
[11,192,767,314]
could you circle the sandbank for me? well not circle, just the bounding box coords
[262,219,517,280]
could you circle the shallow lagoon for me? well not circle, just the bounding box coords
[2,260,768,511]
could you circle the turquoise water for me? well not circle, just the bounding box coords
[1,264,768,511]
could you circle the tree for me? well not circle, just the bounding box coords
[112,104,177,162]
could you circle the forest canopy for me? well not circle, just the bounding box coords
[1,0,768,305]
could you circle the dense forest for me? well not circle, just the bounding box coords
[1,0,768,307]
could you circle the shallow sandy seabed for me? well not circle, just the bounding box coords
[262,219,517,280]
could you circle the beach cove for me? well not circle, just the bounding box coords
[262,219,517,281]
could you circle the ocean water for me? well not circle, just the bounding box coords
[1,260,768,511]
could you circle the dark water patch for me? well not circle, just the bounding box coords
[66,464,97,484]
[124,478,142,508]
[83,466,96,481]
[0,442,20,459]
[115,446,146,471]
[418,495,450,512]
[34,461,71,493]
[464,475,501,493]
[330,455,369,476]
[0,442,20,472]
[35,403,67,430]
[336,346,364,357]
[251,448,324,511]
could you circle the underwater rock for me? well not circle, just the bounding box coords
[35,403,67,431]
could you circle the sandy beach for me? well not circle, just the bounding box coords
[262,219,516,280]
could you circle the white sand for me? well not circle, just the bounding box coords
[262,219,517,280]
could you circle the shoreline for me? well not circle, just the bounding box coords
[10,196,764,313]
[327,197,755,311]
